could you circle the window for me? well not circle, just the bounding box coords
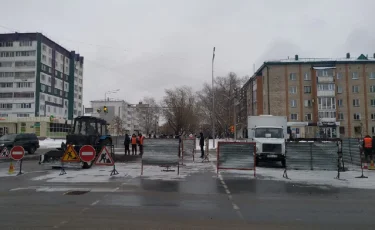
[353,99,360,107]
[370,86,375,93]
[304,86,311,94]
[16,82,32,88]
[15,51,36,57]
[0,42,13,47]
[353,113,361,120]
[0,62,13,67]
[42,55,46,62]
[42,45,46,51]
[354,126,362,135]
[41,74,45,81]
[371,99,375,107]
[370,72,375,80]
[337,72,344,80]
[304,100,312,107]
[0,52,15,57]
[16,103,32,109]
[54,98,57,103]
[17,114,30,117]
[0,83,13,88]
[352,85,359,93]
[19,41,32,47]
[304,72,311,81]
[290,86,297,94]
[305,113,312,121]
[0,72,14,78]
[290,114,298,120]
[337,99,343,107]
[289,73,297,81]
[318,97,336,110]
[338,113,344,120]
[373,127,375,135]
[352,72,359,79]
[318,111,336,119]
[14,92,34,98]
[0,103,12,109]
[79,86,82,92]
[318,84,335,91]
[48,77,51,83]
[47,96,51,102]
[53,107,56,113]
[40,94,45,101]
[0,93,13,98]
[340,127,345,135]
[14,71,35,80]
[316,69,333,77]
[15,61,36,67]
[291,100,297,108]
[48,58,52,65]
[337,86,343,94]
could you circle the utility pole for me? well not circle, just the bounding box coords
[212,47,216,149]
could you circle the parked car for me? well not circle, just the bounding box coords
[0,133,40,154]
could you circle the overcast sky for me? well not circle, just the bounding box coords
[1,0,375,107]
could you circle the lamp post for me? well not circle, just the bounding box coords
[212,47,216,148]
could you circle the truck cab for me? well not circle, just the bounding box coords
[248,115,287,167]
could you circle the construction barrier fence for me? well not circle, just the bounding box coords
[217,141,256,176]
[285,140,339,171]
[141,139,180,175]
[182,138,196,162]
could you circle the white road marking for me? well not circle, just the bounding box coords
[91,200,100,206]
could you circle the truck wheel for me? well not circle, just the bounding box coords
[281,159,286,168]
[28,146,36,155]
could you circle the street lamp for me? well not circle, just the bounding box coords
[212,47,216,148]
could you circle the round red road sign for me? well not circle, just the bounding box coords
[79,145,96,162]
[10,146,25,161]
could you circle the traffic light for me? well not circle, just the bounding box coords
[103,106,108,113]
[230,125,234,133]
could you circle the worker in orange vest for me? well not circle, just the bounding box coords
[138,133,144,156]
[131,134,138,155]
[363,135,373,167]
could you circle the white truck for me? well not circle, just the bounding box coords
[248,115,287,167]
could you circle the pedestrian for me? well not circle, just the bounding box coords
[199,132,205,158]
[124,134,130,155]
[363,135,373,166]
[131,134,137,155]
[138,133,144,156]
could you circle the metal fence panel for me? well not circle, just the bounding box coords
[286,142,313,170]
[142,139,180,166]
[311,142,338,170]
[182,139,196,160]
[217,142,256,173]
[342,138,361,167]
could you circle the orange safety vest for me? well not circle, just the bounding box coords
[139,136,144,145]
[131,137,137,145]
[364,137,372,148]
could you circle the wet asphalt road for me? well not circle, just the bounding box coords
[0,156,375,229]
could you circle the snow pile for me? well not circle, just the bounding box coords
[39,138,65,149]
[31,160,214,183]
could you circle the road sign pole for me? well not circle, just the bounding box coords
[110,164,119,176]
[17,159,23,176]
[60,161,66,175]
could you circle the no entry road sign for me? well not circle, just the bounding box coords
[79,145,96,162]
[10,146,25,161]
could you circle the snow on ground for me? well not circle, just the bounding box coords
[31,160,214,183]
[39,138,65,149]
[221,167,375,190]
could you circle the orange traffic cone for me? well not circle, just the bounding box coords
[8,162,14,174]
[369,160,375,170]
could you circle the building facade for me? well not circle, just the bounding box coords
[0,33,84,120]
[241,53,375,138]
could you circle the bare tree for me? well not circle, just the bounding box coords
[137,97,160,136]
[162,86,198,135]
[197,72,247,137]
[111,116,125,136]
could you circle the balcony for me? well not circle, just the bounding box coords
[317,76,334,83]
[319,117,336,123]
[317,90,335,97]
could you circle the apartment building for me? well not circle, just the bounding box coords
[241,53,375,138]
[0,32,84,120]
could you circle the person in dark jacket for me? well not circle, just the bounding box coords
[199,132,205,158]
[124,134,130,155]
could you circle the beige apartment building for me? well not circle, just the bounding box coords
[239,53,375,138]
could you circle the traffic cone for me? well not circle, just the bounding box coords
[8,162,14,174]
[369,160,375,170]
